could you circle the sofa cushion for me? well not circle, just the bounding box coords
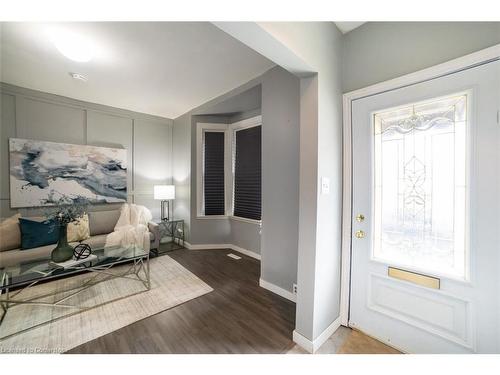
[81,234,109,249]
[19,218,60,250]
[88,210,120,236]
[0,242,79,268]
[0,214,21,252]
[67,214,90,242]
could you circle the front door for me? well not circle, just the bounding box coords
[349,60,500,353]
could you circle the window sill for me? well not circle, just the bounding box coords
[195,215,261,225]
[230,216,261,225]
[196,215,228,220]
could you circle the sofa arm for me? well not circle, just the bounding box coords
[148,221,160,251]
[142,230,151,253]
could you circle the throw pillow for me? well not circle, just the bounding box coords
[0,213,21,252]
[88,210,120,236]
[19,218,60,250]
[67,214,90,242]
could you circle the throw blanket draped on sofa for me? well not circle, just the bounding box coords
[104,204,152,251]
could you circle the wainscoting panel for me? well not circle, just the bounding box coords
[0,83,173,219]
[1,93,16,200]
[367,273,473,349]
[86,110,134,194]
[134,194,161,221]
[16,96,86,144]
[133,119,173,195]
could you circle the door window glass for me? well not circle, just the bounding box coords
[373,93,468,279]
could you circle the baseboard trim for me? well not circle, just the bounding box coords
[184,241,231,250]
[259,278,296,303]
[184,241,261,260]
[292,317,342,353]
[230,244,261,260]
[292,330,314,353]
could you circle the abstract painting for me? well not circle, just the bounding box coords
[9,138,127,208]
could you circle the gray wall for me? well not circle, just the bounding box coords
[185,110,265,254]
[0,83,173,219]
[172,111,192,238]
[173,88,264,250]
[260,67,300,292]
[230,219,261,253]
[253,22,344,342]
[343,22,500,92]
[173,66,300,292]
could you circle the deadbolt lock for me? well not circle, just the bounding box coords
[356,214,365,222]
[355,230,365,239]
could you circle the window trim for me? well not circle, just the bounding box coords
[196,116,262,223]
[196,122,231,217]
[231,116,262,223]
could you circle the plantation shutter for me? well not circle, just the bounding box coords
[204,131,225,215]
[233,126,262,220]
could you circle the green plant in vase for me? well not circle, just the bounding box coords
[43,194,91,262]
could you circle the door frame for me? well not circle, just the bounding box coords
[340,44,500,326]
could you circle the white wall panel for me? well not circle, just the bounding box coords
[87,111,134,195]
[17,97,85,144]
[133,119,172,194]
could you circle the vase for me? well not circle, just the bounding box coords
[51,223,73,262]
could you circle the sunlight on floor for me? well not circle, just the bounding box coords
[287,326,402,354]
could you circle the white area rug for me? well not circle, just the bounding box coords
[0,255,213,353]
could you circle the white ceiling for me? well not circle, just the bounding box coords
[334,22,365,34]
[0,22,275,119]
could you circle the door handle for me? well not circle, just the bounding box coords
[355,230,365,239]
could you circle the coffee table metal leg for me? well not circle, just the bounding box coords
[146,255,151,289]
[133,256,150,290]
[0,274,9,326]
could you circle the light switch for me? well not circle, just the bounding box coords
[321,177,330,195]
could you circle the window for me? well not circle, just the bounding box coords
[233,125,262,220]
[196,116,262,222]
[373,93,469,279]
[203,131,225,215]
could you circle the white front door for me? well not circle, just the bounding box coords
[349,60,500,353]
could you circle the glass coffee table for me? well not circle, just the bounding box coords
[0,245,150,340]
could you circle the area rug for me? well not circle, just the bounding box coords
[0,255,213,353]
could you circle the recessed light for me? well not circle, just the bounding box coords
[69,72,88,82]
[48,28,94,62]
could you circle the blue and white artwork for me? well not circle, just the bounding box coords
[9,138,127,208]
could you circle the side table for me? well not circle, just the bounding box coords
[152,219,185,256]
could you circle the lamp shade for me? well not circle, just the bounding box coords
[154,185,175,200]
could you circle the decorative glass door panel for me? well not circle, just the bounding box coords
[373,93,468,279]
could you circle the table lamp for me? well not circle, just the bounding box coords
[154,185,175,221]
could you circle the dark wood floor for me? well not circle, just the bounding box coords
[67,248,297,354]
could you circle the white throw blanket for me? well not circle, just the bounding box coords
[104,204,152,251]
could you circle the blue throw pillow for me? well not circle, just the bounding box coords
[19,218,60,250]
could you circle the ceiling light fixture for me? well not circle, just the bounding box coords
[69,72,88,82]
[48,28,94,62]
